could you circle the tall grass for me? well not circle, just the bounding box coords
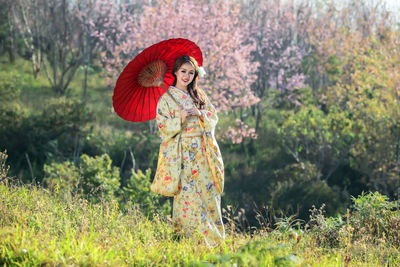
[1,176,399,266]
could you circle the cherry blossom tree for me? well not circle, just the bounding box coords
[97,0,260,142]
[73,0,142,100]
[224,119,258,144]
[242,0,311,131]
[304,0,394,96]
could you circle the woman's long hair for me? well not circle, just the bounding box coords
[172,55,206,109]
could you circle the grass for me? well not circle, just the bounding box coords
[1,179,399,266]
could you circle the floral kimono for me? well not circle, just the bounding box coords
[151,86,225,247]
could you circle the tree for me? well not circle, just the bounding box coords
[242,0,311,131]
[74,0,142,101]
[97,0,260,142]
[10,0,82,93]
[9,0,44,77]
[0,0,17,62]
[9,0,135,95]
[323,33,400,197]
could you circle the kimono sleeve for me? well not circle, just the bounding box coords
[199,95,218,132]
[151,94,183,196]
[198,94,224,194]
[156,94,182,142]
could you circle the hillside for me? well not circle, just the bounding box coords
[1,178,399,266]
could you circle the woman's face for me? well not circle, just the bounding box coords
[174,62,195,89]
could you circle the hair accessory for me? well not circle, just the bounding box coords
[198,66,206,77]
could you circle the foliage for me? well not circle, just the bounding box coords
[0,71,21,104]
[79,153,120,203]
[278,102,357,183]
[83,128,159,177]
[307,192,400,249]
[0,182,399,266]
[350,191,400,245]
[270,162,345,219]
[43,152,169,217]
[0,96,88,182]
[220,95,349,224]
[43,160,80,199]
[119,168,170,217]
[44,154,119,203]
[322,34,400,197]
[307,204,344,248]
[0,150,9,183]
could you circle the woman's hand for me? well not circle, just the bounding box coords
[180,109,189,124]
[181,108,201,124]
[187,108,201,116]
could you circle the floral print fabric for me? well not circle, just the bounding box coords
[151,86,225,247]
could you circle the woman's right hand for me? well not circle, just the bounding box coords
[181,108,201,124]
[187,108,201,116]
[180,109,189,124]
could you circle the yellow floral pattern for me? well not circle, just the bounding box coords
[150,86,225,247]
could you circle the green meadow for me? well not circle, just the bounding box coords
[1,173,399,266]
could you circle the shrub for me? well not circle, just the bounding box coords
[78,154,120,203]
[350,191,400,244]
[0,71,22,104]
[43,154,170,217]
[43,160,81,199]
[307,191,400,248]
[306,204,344,248]
[44,153,120,203]
[119,168,170,217]
[0,150,9,183]
[1,97,89,182]
[270,162,345,219]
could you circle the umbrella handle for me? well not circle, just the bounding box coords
[161,85,188,128]
[162,85,183,111]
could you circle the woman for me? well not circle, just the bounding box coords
[151,55,225,248]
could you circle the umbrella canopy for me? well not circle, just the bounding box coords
[112,38,203,122]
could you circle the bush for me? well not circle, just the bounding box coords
[307,191,400,248]
[306,204,345,248]
[270,162,345,219]
[0,150,9,183]
[350,191,400,244]
[0,72,22,104]
[43,153,170,217]
[79,154,120,203]
[119,168,170,217]
[0,97,89,182]
[44,153,119,203]
[43,160,80,199]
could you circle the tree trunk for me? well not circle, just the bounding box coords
[255,102,262,132]
[83,29,90,102]
[7,14,16,63]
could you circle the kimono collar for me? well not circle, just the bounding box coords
[170,86,189,96]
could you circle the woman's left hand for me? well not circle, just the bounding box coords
[187,108,201,116]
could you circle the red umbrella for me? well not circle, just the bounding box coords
[112,38,203,122]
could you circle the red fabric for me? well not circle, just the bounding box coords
[113,38,203,122]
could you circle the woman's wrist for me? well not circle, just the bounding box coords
[180,109,187,124]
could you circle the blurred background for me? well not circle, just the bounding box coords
[0,0,399,228]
